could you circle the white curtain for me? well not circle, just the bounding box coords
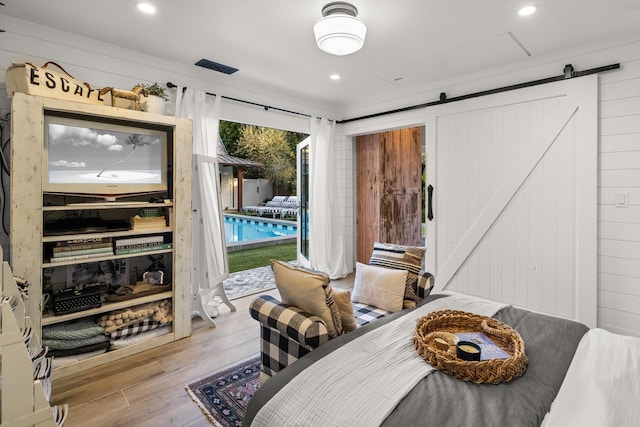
[175,88,228,312]
[309,118,349,279]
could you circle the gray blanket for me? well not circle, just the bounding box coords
[244,294,589,427]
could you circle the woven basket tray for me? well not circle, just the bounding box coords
[414,309,527,384]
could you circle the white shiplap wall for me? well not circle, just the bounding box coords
[333,125,355,269]
[0,14,316,261]
[598,55,640,337]
[339,41,640,337]
[0,15,354,284]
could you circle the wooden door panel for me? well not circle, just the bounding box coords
[380,190,421,245]
[356,133,381,264]
[356,127,422,264]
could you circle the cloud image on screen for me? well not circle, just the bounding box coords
[47,123,163,184]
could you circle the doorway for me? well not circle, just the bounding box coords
[297,138,310,264]
[355,126,424,263]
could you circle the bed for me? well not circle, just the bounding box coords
[244,292,600,426]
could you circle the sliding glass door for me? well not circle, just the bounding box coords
[296,138,310,265]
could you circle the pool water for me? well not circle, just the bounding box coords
[224,215,297,244]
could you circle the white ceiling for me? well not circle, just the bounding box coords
[2,0,640,117]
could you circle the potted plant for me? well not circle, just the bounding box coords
[138,82,168,114]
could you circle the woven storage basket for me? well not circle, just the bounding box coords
[414,309,527,384]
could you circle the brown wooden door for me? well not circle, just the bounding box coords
[356,127,423,263]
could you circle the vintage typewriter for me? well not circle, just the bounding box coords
[53,282,106,315]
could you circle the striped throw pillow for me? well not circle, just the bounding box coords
[369,242,426,309]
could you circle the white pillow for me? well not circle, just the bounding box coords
[351,262,407,312]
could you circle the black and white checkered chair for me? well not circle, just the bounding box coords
[249,271,433,382]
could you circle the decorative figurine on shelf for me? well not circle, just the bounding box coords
[105,255,170,300]
[145,255,165,271]
[143,270,164,285]
[99,85,144,110]
[143,255,165,285]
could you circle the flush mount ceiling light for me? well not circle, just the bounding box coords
[136,2,156,14]
[314,2,367,56]
[518,4,538,16]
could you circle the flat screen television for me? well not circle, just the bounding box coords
[43,112,170,198]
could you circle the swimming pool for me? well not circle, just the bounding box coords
[224,214,297,251]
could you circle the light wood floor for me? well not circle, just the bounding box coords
[51,275,355,427]
[50,291,273,427]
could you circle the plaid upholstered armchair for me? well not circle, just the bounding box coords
[249,244,434,382]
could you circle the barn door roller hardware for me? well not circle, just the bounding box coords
[338,62,620,124]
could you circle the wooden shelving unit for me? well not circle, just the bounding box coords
[9,93,193,378]
[41,291,173,326]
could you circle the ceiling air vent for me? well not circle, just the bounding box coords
[195,58,238,75]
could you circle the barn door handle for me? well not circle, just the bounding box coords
[427,185,434,221]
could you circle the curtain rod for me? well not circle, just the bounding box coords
[168,62,619,126]
[166,82,313,119]
[336,63,620,124]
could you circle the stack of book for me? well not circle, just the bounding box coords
[130,214,167,231]
[50,238,113,263]
[115,236,173,255]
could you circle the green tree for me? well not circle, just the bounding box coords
[236,125,297,195]
[219,120,243,154]
[220,121,308,196]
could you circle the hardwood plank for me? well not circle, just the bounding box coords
[49,289,281,427]
[51,360,167,406]
[49,275,351,426]
[59,392,129,427]
[139,398,212,427]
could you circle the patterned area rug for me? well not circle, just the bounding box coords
[186,356,261,427]
[223,265,276,301]
[223,260,300,300]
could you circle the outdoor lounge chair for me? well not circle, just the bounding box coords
[258,195,298,218]
[280,207,298,218]
[278,196,299,218]
[242,195,288,216]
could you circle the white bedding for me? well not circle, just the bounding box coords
[251,292,507,427]
[542,328,640,427]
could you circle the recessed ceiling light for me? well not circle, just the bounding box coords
[330,73,341,80]
[137,2,156,14]
[518,5,537,16]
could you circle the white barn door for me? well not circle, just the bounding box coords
[426,75,597,327]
